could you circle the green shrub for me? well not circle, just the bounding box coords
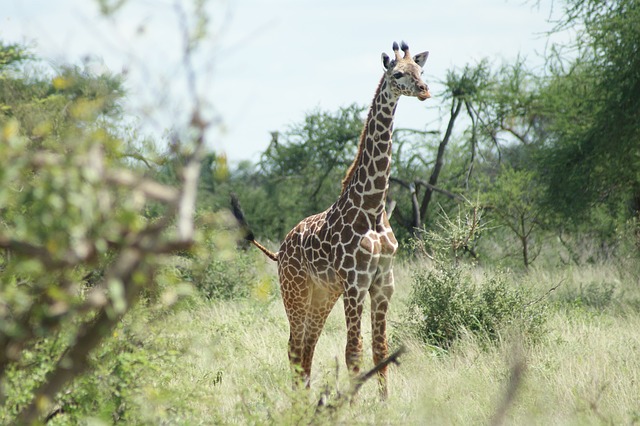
[406,265,547,349]
[405,204,548,349]
[162,211,277,302]
[556,281,617,311]
[195,252,263,300]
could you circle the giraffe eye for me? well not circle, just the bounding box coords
[393,72,403,79]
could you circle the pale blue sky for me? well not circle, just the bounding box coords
[2,0,569,163]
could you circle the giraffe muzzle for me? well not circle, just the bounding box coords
[418,90,431,101]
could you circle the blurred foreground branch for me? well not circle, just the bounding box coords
[315,346,407,415]
[14,115,207,425]
[0,3,214,423]
[490,348,526,426]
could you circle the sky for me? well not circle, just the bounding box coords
[2,0,570,164]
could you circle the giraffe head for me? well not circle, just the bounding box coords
[381,41,431,101]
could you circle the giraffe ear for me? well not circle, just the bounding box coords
[413,51,429,67]
[382,53,391,70]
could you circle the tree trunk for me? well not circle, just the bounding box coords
[419,98,463,223]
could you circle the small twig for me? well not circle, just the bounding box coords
[351,346,406,395]
[104,169,180,203]
[316,346,407,412]
[525,278,566,307]
[415,179,465,202]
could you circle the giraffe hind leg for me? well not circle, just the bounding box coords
[301,285,341,387]
[280,271,313,389]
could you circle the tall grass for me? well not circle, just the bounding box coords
[6,251,638,424]
[61,259,640,423]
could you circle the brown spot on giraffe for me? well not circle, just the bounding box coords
[237,42,431,399]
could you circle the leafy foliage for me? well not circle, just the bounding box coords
[0,32,209,422]
[537,0,640,227]
[407,266,546,349]
[0,42,31,69]
[406,206,548,349]
[231,105,365,241]
[483,166,545,267]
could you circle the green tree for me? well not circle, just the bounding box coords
[388,62,492,240]
[537,0,640,236]
[234,105,364,240]
[0,38,207,423]
[483,166,544,268]
[389,60,539,241]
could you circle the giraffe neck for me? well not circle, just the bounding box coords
[341,76,399,216]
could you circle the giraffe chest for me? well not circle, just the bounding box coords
[302,217,397,286]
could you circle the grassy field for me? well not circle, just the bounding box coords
[88,254,640,425]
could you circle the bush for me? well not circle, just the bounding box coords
[0,303,180,424]
[406,266,547,349]
[161,210,277,302]
[556,281,616,311]
[194,251,272,301]
[405,204,548,349]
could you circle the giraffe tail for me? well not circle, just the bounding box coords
[230,193,279,262]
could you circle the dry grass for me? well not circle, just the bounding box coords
[121,258,640,424]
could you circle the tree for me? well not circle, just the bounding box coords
[0,35,208,424]
[389,60,538,238]
[537,0,640,235]
[388,63,488,237]
[233,105,364,240]
[483,166,544,268]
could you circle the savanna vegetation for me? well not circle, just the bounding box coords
[1,0,639,424]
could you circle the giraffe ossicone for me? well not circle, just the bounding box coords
[233,41,430,399]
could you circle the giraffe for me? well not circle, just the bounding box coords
[233,41,430,399]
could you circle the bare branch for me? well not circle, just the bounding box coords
[176,144,204,241]
[464,100,477,189]
[0,235,96,269]
[386,198,397,219]
[389,177,421,230]
[415,179,465,201]
[350,346,407,396]
[419,97,463,220]
[104,169,180,203]
[316,346,407,413]
[525,278,566,308]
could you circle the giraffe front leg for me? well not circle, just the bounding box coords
[370,268,395,400]
[343,285,366,380]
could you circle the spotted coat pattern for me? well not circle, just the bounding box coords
[269,42,430,399]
